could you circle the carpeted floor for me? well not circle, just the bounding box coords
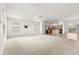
[3,35,79,55]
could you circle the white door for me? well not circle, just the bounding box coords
[0,10,4,54]
[0,6,6,54]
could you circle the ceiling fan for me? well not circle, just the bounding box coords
[33,14,45,22]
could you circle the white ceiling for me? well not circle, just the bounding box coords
[6,3,79,21]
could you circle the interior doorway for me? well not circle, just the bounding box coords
[45,24,63,35]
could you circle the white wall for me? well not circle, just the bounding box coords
[63,17,79,33]
[6,4,42,38]
[7,18,41,38]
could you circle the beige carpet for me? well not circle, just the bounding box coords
[3,35,79,55]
